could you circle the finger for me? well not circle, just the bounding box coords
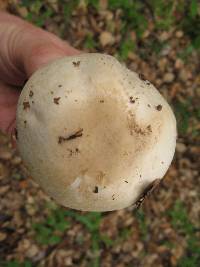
[0,12,80,86]
[23,38,80,78]
[0,80,20,134]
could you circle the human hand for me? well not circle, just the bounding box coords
[0,12,79,135]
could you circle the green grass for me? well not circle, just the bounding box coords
[150,0,175,30]
[0,260,33,267]
[21,0,53,27]
[177,45,195,61]
[33,206,130,266]
[139,38,167,60]
[65,210,102,267]
[181,0,200,50]
[62,0,80,23]
[20,0,79,27]
[33,206,106,266]
[148,39,167,54]
[117,228,132,243]
[108,0,147,38]
[169,201,200,267]
[134,209,148,241]
[100,234,114,248]
[33,207,70,245]
[118,38,136,60]
[174,99,200,136]
[85,0,99,9]
[174,100,190,135]
[84,34,97,50]
[64,210,131,266]
[19,0,200,55]
[169,201,194,234]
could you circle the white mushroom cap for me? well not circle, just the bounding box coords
[16,53,176,211]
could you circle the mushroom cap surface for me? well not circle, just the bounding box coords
[16,53,176,211]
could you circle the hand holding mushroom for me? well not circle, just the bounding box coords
[0,12,79,134]
[0,13,176,212]
[17,53,177,211]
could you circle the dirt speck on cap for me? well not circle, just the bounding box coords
[93,186,98,193]
[14,128,18,140]
[139,73,146,81]
[129,96,135,103]
[23,101,30,110]
[73,61,80,67]
[54,97,61,105]
[58,128,83,144]
[156,105,162,111]
[146,125,152,132]
[29,90,34,97]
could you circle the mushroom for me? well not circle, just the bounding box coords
[16,53,176,211]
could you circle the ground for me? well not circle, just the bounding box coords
[0,1,200,267]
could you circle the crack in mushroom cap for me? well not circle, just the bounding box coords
[16,53,176,211]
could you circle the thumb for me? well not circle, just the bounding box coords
[22,29,80,77]
[0,12,80,85]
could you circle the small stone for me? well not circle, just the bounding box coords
[18,239,31,251]
[27,196,35,204]
[158,58,168,72]
[17,7,28,17]
[0,147,12,160]
[155,79,163,86]
[0,185,10,195]
[175,58,184,70]
[11,156,22,165]
[175,30,184,38]
[170,83,181,98]
[0,232,7,241]
[13,211,23,227]
[64,257,73,266]
[159,31,170,42]
[163,73,175,83]
[122,241,133,252]
[179,69,192,82]
[160,45,171,56]
[130,31,137,42]
[32,251,46,261]
[26,244,39,258]
[26,204,36,216]
[0,163,9,180]
[99,31,115,46]
[48,0,59,12]
[142,30,150,38]
[99,0,108,10]
[176,143,187,153]
[104,10,113,20]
